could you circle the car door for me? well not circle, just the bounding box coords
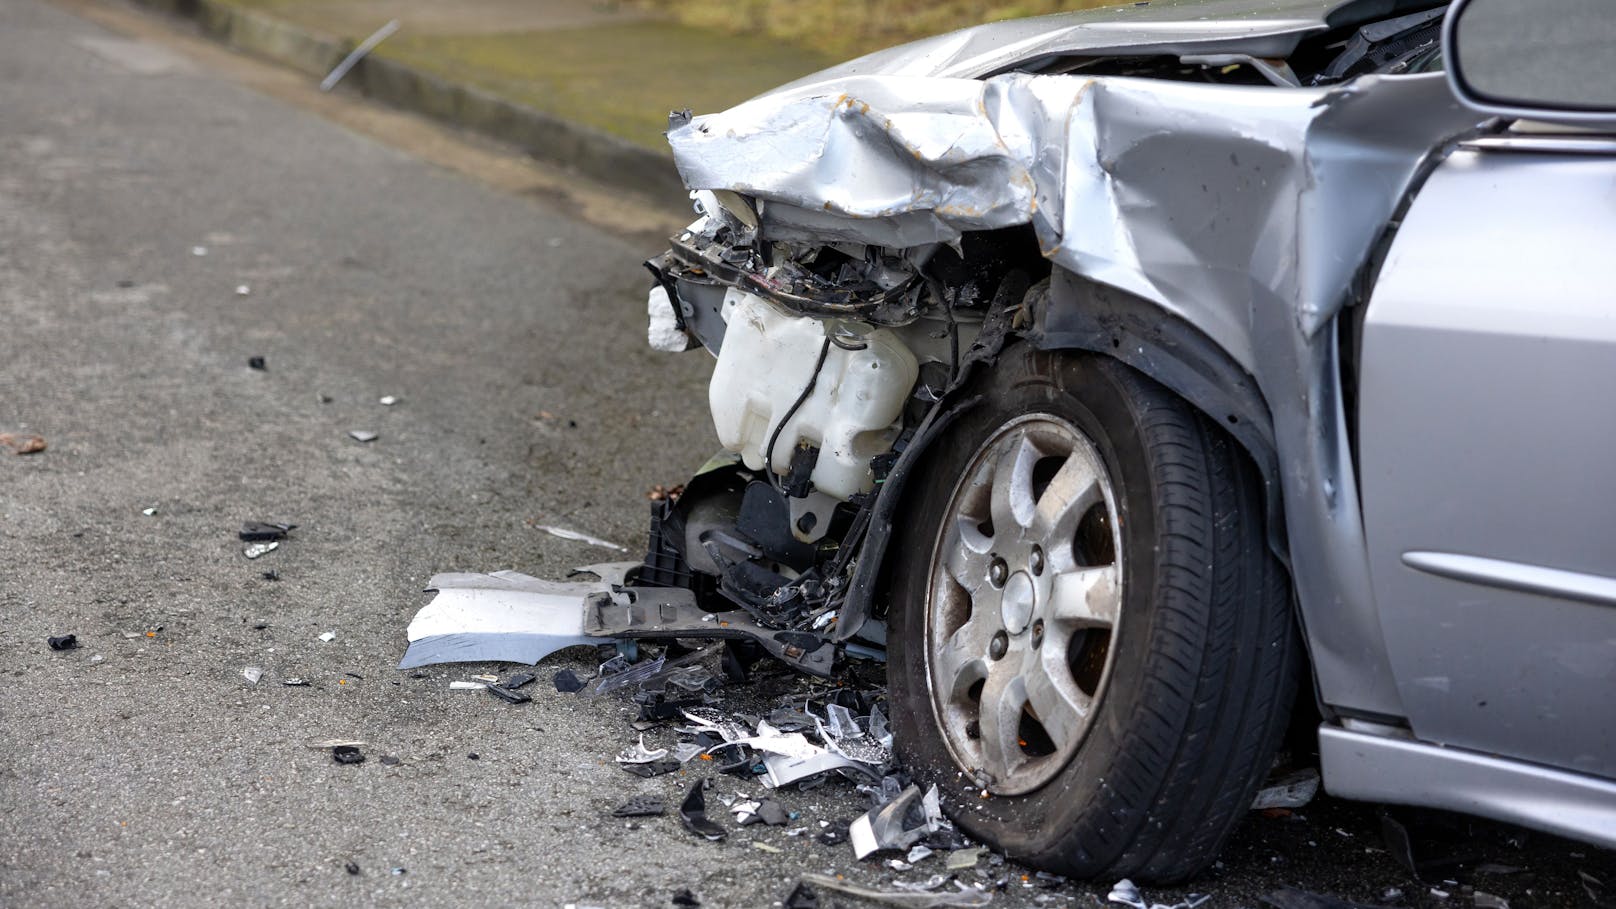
[1356,132,1616,778]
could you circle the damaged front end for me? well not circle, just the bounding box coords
[408,0,1486,683]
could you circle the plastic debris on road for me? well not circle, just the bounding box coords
[798,873,991,907]
[318,631,336,642]
[612,795,667,817]
[678,778,726,841]
[399,570,605,669]
[1108,879,1211,909]
[1252,768,1321,810]
[616,735,670,764]
[47,634,78,651]
[851,784,943,859]
[348,430,378,443]
[243,541,279,559]
[242,666,263,684]
[332,745,365,765]
[239,522,295,542]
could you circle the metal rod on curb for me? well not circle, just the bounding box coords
[319,19,401,92]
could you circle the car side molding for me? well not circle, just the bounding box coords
[1402,551,1616,609]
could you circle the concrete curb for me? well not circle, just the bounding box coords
[127,0,689,207]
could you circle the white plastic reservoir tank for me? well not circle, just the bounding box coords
[708,289,919,501]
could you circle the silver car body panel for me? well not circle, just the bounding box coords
[1358,142,1616,777]
[670,69,1486,718]
[1319,724,1616,849]
[774,0,1436,88]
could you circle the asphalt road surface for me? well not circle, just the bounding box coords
[1,1,1611,907]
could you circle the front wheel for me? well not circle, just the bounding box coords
[885,346,1300,883]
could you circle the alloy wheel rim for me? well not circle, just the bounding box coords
[924,413,1124,795]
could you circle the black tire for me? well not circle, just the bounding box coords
[885,345,1301,883]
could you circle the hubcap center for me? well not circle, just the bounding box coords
[1000,571,1035,634]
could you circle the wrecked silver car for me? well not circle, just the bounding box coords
[417,0,1616,882]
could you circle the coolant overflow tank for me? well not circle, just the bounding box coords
[709,289,918,501]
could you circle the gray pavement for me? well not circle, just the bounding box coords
[0,1,1609,907]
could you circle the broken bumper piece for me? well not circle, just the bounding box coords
[584,587,837,678]
[400,571,837,676]
[399,570,604,669]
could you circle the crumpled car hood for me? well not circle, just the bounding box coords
[669,71,1480,365]
[766,0,1443,90]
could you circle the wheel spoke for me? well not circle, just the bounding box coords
[1031,449,1104,548]
[1025,651,1090,754]
[988,431,1038,537]
[975,666,1027,782]
[1047,565,1120,628]
[944,518,992,594]
[935,616,994,697]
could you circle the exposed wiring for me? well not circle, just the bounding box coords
[764,337,833,491]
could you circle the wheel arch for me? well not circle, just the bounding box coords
[1029,268,1289,566]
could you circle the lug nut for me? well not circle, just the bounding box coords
[989,630,1008,660]
[988,557,1008,588]
[1030,545,1044,576]
[1031,619,1044,648]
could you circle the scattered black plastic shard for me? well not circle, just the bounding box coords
[344,861,360,876]
[672,889,701,907]
[379,755,401,766]
[261,571,280,582]
[784,882,820,909]
[239,522,296,541]
[486,683,531,705]
[817,820,850,846]
[554,669,585,693]
[679,779,726,841]
[47,634,79,651]
[613,795,668,818]
[502,671,537,689]
[740,798,790,827]
[332,745,366,765]
[622,760,681,779]
[248,356,266,370]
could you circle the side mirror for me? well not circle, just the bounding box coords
[1444,0,1616,125]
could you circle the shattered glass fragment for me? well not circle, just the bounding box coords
[535,524,627,553]
[678,779,726,841]
[946,847,982,871]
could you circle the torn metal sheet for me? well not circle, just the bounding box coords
[399,570,605,669]
[582,587,836,677]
